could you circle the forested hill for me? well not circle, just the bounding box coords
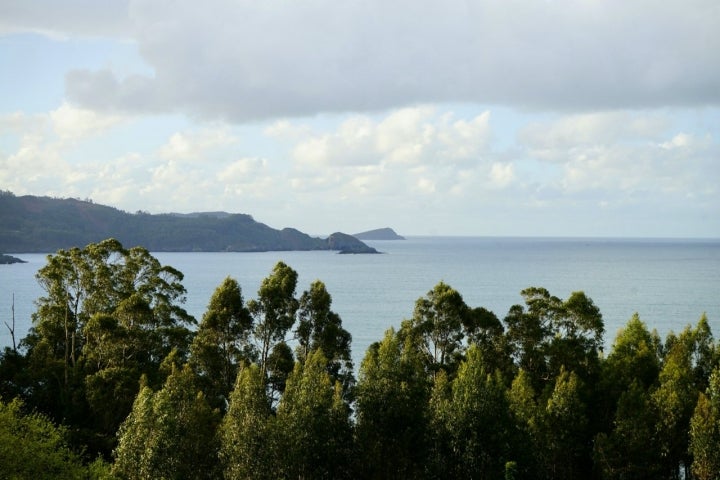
[0,192,377,253]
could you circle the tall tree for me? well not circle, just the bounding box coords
[112,365,220,480]
[355,328,430,479]
[593,380,663,479]
[219,363,274,480]
[538,368,591,480]
[409,281,468,375]
[274,350,353,479]
[189,276,253,409]
[295,280,354,394]
[690,366,720,480]
[19,239,195,455]
[247,262,299,380]
[507,369,541,479]
[442,345,514,479]
[653,325,704,478]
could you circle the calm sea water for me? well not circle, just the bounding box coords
[1,237,719,366]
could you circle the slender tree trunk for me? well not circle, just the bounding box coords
[3,293,17,352]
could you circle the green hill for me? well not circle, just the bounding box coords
[0,192,377,253]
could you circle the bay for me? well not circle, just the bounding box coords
[1,237,719,367]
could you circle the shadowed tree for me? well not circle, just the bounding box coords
[220,363,274,480]
[409,281,469,376]
[112,365,220,480]
[295,280,354,395]
[189,276,253,410]
[593,380,662,479]
[690,366,720,480]
[507,369,541,479]
[355,328,430,479]
[538,368,590,480]
[441,345,514,479]
[653,324,707,478]
[0,396,105,479]
[247,262,299,381]
[19,239,195,456]
[274,350,353,479]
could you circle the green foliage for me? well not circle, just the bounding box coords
[652,323,706,477]
[14,239,195,457]
[538,369,590,480]
[247,261,299,378]
[690,367,720,480]
[189,276,253,409]
[410,281,469,374]
[274,350,353,478]
[440,345,514,479]
[1,252,717,480]
[112,364,220,480]
[355,328,430,478]
[219,363,274,480]
[594,380,663,479]
[0,397,91,479]
[296,280,354,395]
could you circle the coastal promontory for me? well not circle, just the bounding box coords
[0,192,377,254]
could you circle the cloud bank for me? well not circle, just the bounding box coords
[47,0,720,121]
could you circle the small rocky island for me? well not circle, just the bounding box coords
[353,227,405,240]
[0,253,26,264]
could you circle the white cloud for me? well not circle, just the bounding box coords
[0,0,131,39]
[55,0,719,121]
[489,162,515,188]
[158,128,238,162]
[290,107,492,170]
[50,103,125,142]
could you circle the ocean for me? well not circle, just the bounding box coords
[2,237,719,366]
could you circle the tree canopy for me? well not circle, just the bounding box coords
[0,240,718,479]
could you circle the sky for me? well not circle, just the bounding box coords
[0,0,718,237]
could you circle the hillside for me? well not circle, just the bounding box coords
[0,192,377,253]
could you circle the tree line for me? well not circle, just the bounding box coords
[0,238,719,479]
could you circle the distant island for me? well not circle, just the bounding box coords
[0,253,26,264]
[353,227,405,240]
[0,192,378,254]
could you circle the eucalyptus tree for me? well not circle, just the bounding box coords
[220,363,274,480]
[506,369,541,479]
[652,324,705,478]
[112,365,220,480]
[538,368,591,480]
[19,239,195,455]
[503,288,604,392]
[593,380,663,479]
[247,262,299,381]
[409,282,468,375]
[295,280,354,395]
[690,366,720,480]
[438,345,514,479]
[355,328,430,479]
[189,276,253,409]
[274,350,353,479]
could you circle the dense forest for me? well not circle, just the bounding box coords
[1,239,719,479]
[0,191,377,253]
